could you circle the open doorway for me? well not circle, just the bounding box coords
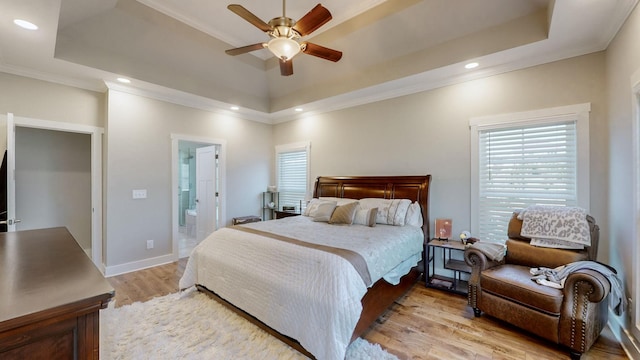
[1,113,103,268]
[171,135,226,259]
[15,127,92,254]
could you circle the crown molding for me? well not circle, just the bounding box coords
[0,21,624,127]
[0,62,106,93]
[103,80,272,124]
[270,38,611,124]
[598,0,639,48]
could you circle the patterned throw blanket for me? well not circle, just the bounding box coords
[518,205,591,249]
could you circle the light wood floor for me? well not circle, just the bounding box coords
[107,259,628,360]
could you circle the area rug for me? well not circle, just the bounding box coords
[100,287,398,360]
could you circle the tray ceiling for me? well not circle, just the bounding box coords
[0,0,636,122]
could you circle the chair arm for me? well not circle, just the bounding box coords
[464,248,503,310]
[464,248,503,273]
[563,269,611,303]
[559,269,611,354]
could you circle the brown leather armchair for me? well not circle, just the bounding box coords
[464,211,610,360]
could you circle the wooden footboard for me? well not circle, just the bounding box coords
[352,266,421,341]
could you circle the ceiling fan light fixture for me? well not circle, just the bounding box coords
[268,37,300,61]
[225,2,340,75]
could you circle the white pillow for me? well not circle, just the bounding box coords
[405,202,423,227]
[358,198,412,226]
[312,201,337,222]
[319,197,359,206]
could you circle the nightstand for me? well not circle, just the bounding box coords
[425,239,471,295]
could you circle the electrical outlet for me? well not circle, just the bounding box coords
[146,239,154,249]
[132,189,147,199]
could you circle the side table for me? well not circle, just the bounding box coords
[425,238,471,295]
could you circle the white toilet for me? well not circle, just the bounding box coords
[185,209,197,238]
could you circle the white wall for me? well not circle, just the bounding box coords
[15,127,92,250]
[274,52,608,244]
[105,89,272,268]
[605,3,640,357]
[0,72,104,127]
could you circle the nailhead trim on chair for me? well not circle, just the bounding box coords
[570,280,593,353]
[466,254,480,309]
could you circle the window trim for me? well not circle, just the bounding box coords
[275,141,311,209]
[469,103,591,238]
[631,68,640,339]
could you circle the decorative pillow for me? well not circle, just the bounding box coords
[405,202,423,227]
[358,198,411,226]
[329,202,359,225]
[312,201,338,222]
[304,199,336,217]
[319,197,359,206]
[353,207,378,227]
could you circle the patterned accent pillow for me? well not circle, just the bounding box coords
[329,202,359,225]
[312,201,338,222]
[353,207,378,227]
[359,198,411,226]
[304,199,336,217]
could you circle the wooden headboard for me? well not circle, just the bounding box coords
[313,175,432,244]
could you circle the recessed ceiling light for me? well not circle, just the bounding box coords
[465,62,479,69]
[230,106,240,111]
[295,108,303,112]
[13,19,38,30]
[117,77,131,84]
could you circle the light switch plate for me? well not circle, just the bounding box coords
[132,189,147,199]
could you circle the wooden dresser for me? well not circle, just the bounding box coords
[0,227,114,359]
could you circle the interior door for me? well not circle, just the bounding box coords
[195,145,217,243]
[5,113,18,232]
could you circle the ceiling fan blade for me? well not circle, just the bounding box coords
[280,59,293,76]
[293,4,332,36]
[227,4,272,32]
[301,42,342,62]
[225,43,266,56]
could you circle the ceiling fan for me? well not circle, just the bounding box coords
[225,1,343,76]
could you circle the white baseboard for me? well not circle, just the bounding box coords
[608,311,640,360]
[104,253,177,277]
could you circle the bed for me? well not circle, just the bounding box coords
[179,175,431,359]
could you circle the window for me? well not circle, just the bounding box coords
[470,104,590,243]
[276,142,310,213]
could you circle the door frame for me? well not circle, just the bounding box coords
[5,113,104,269]
[170,134,226,260]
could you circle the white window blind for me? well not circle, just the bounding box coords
[470,103,590,244]
[276,142,309,213]
[478,121,577,242]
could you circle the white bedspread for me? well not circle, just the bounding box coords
[179,216,423,360]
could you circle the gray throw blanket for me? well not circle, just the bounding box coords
[530,261,627,316]
[469,242,507,262]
